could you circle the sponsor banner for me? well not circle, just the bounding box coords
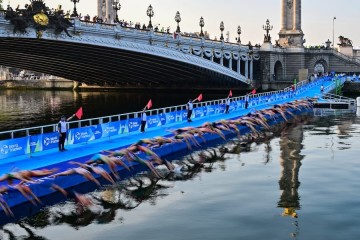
[214,104,221,114]
[207,105,216,116]
[119,120,128,134]
[159,113,167,125]
[175,110,187,122]
[147,115,161,128]
[166,112,176,124]
[219,104,226,113]
[202,106,208,116]
[230,102,237,111]
[107,121,120,137]
[128,118,141,132]
[28,135,42,153]
[42,132,60,150]
[194,107,204,118]
[90,124,103,141]
[0,137,28,160]
[70,127,93,144]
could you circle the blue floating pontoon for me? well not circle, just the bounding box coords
[0,76,343,219]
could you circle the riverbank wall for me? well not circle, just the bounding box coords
[0,80,293,92]
[0,79,74,90]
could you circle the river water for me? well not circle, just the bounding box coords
[1,91,360,239]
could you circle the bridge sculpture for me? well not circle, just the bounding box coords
[0,1,258,87]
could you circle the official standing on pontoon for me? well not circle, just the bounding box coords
[58,114,74,152]
[140,108,147,133]
[225,96,231,114]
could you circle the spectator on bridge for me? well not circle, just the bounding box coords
[225,96,231,114]
[140,109,147,133]
[84,14,90,22]
[58,114,75,152]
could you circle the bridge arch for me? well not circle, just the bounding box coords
[309,56,329,75]
[314,59,328,75]
[274,60,284,81]
[0,16,251,88]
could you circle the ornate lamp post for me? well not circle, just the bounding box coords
[237,25,241,43]
[146,4,154,29]
[199,16,205,37]
[219,21,225,41]
[262,19,273,43]
[112,0,121,23]
[175,11,181,33]
[70,0,79,17]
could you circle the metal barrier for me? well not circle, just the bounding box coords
[0,77,329,140]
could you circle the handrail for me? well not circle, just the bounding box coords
[0,77,330,140]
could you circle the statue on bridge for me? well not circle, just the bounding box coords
[4,0,73,37]
[338,35,353,47]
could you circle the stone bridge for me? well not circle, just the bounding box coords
[257,46,360,85]
[0,11,258,88]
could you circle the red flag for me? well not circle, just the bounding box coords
[197,93,203,102]
[229,90,233,97]
[251,89,256,95]
[75,107,83,119]
[146,99,153,109]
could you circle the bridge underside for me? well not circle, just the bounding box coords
[0,38,246,89]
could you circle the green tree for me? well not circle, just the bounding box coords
[0,0,3,10]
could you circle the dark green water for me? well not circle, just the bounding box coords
[1,112,360,239]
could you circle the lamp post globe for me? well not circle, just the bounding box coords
[220,21,225,41]
[70,0,80,17]
[175,11,181,33]
[262,19,273,43]
[147,4,154,29]
[112,0,121,23]
[237,25,241,43]
[199,16,205,37]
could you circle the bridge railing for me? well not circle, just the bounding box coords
[75,19,248,51]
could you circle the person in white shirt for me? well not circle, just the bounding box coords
[186,99,197,122]
[225,96,231,114]
[58,114,75,152]
[245,94,250,109]
[320,84,324,93]
[140,109,147,133]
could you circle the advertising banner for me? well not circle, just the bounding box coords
[159,113,167,125]
[41,132,60,151]
[90,124,103,141]
[107,121,120,137]
[70,127,93,144]
[194,107,204,118]
[28,135,42,153]
[207,105,216,116]
[147,115,161,128]
[119,120,128,134]
[0,137,28,160]
[202,106,208,116]
[166,112,176,124]
[128,118,141,132]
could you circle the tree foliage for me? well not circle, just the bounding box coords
[0,0,3,11]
